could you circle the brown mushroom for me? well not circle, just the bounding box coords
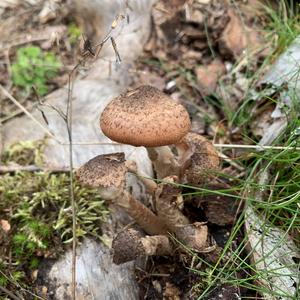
[76,152,127,200]
[112,228,172,264]
[177,132,220,185]
[100,85,191,147]
[100,85,191,179]
[76,153,166,235]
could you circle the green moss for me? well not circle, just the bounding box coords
[1,140,45,166]
[0,142,110,293]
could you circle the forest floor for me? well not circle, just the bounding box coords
[0,0,300,299]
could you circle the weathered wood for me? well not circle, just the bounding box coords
[41,239,140,300]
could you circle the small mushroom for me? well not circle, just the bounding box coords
[112,228,172,264]
[177,132,220,185]
[100,85,191,179]
[75,152,127,200]
[76,153,166,235]
[155,176,208,251]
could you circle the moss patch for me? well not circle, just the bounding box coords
[0,142,109,295]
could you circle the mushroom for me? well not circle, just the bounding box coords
[177,132,220,185]
[112,228,172,264]
[155,176,208,251]
[76,152,127,201]
[76,153,167,235]
[100,85,191,179]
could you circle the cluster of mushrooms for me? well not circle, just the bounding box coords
[76,85,220,264]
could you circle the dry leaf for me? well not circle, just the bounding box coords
[39,1,61,24]
[258,118,287,147]
[217,69,250,110]
[193,183,240,226]
[195,58,226,95]
[219,8,264,58]
[132,69,166,91]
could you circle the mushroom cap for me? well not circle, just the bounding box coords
[75,153,127,199]
[100,85,191,147]
[112,228,144,264]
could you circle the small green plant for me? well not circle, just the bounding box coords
[264,0,300,57]
[11,46,61,96]
[68,23,82,44]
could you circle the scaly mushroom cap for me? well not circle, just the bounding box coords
[75,153,127,200]
[100,85,191,147]
[112,229,144,264]
[181,133,220,185]
[112,228,172,264]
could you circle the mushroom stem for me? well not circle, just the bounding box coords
[155,176,208,251]
[125,160,158,195]
[155,177,190,228]
[112,228,172,264]
[117,191,167,236]
[146,146,180,179]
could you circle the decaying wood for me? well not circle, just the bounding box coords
[40,239,140,300]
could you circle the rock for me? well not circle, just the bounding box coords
[1,0,155,177]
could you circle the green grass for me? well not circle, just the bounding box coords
[181,1,300,298]
[139,3,300,297]
[184,122,300,300]
[264,0,300,57]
